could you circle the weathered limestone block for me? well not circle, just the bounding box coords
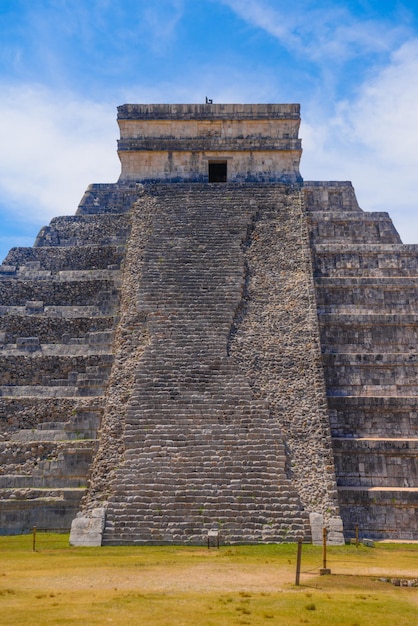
[309,512,344,545]
[69,507,106,546]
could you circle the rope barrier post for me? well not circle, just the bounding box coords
[320,527,331,575]
[355,524,359,547]
[32,526,37,552]
[295,538,303,586]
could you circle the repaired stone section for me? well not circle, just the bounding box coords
[97,184,315,545]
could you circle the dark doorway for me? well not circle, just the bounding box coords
[209,161,227,182]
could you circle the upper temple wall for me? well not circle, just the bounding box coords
[117,104,302,184]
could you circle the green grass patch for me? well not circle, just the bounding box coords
[0,536,417,625]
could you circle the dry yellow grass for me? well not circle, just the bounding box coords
[0,535,417,625]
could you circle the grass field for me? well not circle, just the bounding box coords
[0,534,417,625]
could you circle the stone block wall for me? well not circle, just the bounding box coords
[306,181,418,540]
[0,203,129,534]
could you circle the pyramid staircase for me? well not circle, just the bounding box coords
[306,181,418,540]
[90,182,339,545]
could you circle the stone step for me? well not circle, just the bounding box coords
[337,487,418,540]
[0,354,113,386]
[319,305,418,315]
[0,278,120,307]
[0,340,114,356]
[0,438,96,463]
[332,437,418,488]
[0,266,122,282]
[76,181,288,217]
[3,246,125,272]
[307,211,401,244]
[0,314,114,344]
[319,313,418,353]
[0,305,113,318]
[303,181,362,213]
[328,396,418,438]
[327,386,418,397]
[322,353,418,388]
[10,415,101,440]
[103,503,311,545]
[0,385,103,398]
[0,487,86,534]
[0,474,91,488]
[0,397,102,436]
[76,183,143,215]
[316,276,418,286]
[312,244,418,277]
[316,289,418,312]
[34,214,130,247]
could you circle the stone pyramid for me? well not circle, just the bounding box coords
[0,104,415,544]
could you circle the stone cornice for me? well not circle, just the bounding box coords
[118,103,300,120]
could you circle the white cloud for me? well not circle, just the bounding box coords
[142,0,184,53]
[301,39,418,244]
[0,84,120,223]
[220,0,410,63]
[335,40,418,165]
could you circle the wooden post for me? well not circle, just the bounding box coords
[320,527,331,575]
[295,538,303,586]
[355,524,359,547]
[32,526,37,552]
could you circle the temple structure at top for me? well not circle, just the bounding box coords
[116,103,302,183]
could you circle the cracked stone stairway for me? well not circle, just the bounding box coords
[306,181,418,540]
[102,184,314,545]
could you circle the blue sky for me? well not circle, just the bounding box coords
[1,0,418,261]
